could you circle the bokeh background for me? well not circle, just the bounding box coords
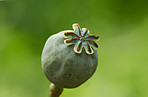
[0,0,148,97]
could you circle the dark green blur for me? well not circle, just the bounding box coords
[0,0,148,97]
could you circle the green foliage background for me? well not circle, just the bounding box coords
[0,0,148,97]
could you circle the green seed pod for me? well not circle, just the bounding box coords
[42,23,99,88]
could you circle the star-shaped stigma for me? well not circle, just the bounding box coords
[63,23,99,54]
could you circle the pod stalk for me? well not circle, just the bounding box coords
[49,83,63,97]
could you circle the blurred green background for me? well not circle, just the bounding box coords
[0,0,148,97]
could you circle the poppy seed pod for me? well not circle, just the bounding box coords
[42,23,99,88]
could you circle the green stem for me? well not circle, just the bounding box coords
[49,83,63,97]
